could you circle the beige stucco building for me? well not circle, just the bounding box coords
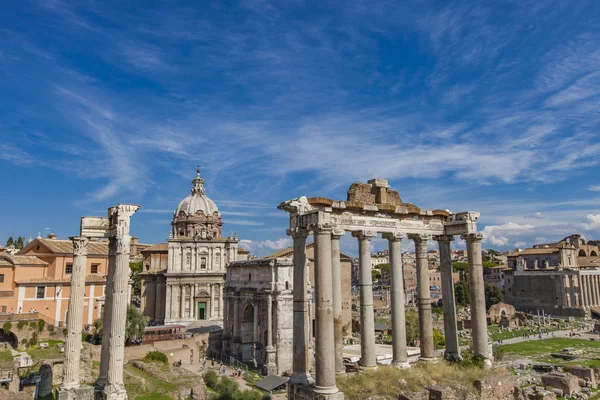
[140,169,241,325]
[0,236,109,327]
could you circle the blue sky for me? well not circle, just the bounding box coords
[2,0,600,257]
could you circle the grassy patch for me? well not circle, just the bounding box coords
[0,350,13,361]
[502,338,600,368]
[27,340,65,361]
[338,361,493,400]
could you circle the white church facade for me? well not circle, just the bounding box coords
[140,168,244,325]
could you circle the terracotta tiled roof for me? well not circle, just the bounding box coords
[578,256,600,267]
[0,259,12,266]
[237,248,250,254]
[141,243,168,252]
[31,239,109,255]
[510,248,558,256]
[15,275,106,284]
[0,255,48,266]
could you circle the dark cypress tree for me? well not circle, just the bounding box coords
[6,237,14,247]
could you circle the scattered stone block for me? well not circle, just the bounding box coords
[398,390,428,400]
[570,366,597,388]
[475,372,516,400]
[541,372,580,396]
[428,386,456,400]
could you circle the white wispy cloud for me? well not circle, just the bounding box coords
[589,185,600,192]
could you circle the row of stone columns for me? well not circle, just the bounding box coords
[581,274,600,307]
[166,282,223,321]
[288,227,489,398]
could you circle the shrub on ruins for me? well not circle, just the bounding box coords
[433,328,445,348]
[21,339,28,348]
[217,376,238,396]
[37,319,45,333]
[17,321,26,330]
[143,351,168,365]
[47,324,54,334]
[2,321,12,335]
[29,321,37,331]
[493,345,504,361]
[459,348,486,369]
[29,332,38,346]
[204,370,219,390]
[405,309,420,346]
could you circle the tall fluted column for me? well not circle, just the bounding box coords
[353,230,377,368]
[288,228,312,385]
[383,232,409,368]
[97,236,117,390]
[409,234,434,360]
[180,284,186,319]
[264,293,277,375]
[462,233,490,364]
[165,284,172,322]
[434,235,460,361]
[331,229,345,375]
[579,274,586,309]
[103,204,139,400]
[60,236,90,391]
[594,275,600,306]
[313,224,340,395]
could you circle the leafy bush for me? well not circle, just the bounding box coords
[2,321,12,335]
[37,319,45,333]
[217,377,238,396]
[493,345,504,361]
[17,321,26,330]
[47,324,54,333]
[204,370,219,390]
[29,332,38,346]
[433,329,445,348]
[21,339,28,348]
[142,351,168,365]
[459,349,486,369]
[29,321,37,331]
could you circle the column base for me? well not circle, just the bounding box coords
[314,391,345,400]
[392,361,411,369]
[57,385,94,400]
[263,346,278,376]
[444,352,462,362]
[290,372,314,386]
[418,357,437,363]
[102,384,128,400]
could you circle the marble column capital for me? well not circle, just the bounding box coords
[408,233,432,243]
[310,223,333,234]
[352,230,377,241]
[287,227,310,239]
[461,233,484,242]
[331,228,345,239]
[433,234,455,243]
[382,232,405,242]
[70,236,90,256]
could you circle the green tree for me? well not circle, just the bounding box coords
[452,262,468,273]
[405,309,420,346]
[433,328,445,348]
[5,237,14,247]
[484,282,504,309]
[129,261,143,297]
[16,237,24,249]
[371,269,381,282]
[454,280,470,306]
[92,305,148,344]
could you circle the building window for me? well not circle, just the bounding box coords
[0,274,4,283]
[91,264,99,274]
[249,274,252,281]
[65,264,73,274]
[200,257,207,269]
[0,306,5,313]
[36,286,45,299]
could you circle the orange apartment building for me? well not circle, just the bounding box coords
[0,235,109,327]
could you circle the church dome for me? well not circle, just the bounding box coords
[175,168,220,216]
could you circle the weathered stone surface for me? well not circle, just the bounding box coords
[475,372,516,400]
[570,366,597,388]
[541,372,580,396]
[398,390,428,400]
[0,391,30,400]
[428,386,456,400]
[39,363,53,398]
